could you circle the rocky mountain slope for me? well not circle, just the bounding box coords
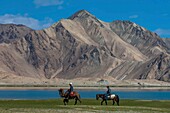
[162,38,170,50]
[0,24,33,43]
[0,10,170,84]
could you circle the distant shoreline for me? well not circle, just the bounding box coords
[0,85,170,90]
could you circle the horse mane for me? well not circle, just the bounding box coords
[96,94,104,100]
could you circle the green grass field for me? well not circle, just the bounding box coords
[0,99,169,113]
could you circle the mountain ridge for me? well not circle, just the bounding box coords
[0,10,170,84]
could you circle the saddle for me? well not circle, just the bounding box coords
[107,95,111,99]
[69,92,75,97]
[108,94,115,99]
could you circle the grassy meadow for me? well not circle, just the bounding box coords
[0,99,169,113]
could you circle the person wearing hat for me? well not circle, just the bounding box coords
[68,82,74,97]
[105,86,111,100]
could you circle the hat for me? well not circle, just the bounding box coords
[69,82,72,85]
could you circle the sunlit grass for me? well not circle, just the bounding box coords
[0,99,169,113]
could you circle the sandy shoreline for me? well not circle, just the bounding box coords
[0,86,170,91]
[0,76,170,91]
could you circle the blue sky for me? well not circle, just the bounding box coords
[0,0,170,37]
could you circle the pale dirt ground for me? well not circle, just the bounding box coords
[0,74,169,113]
[0,72,170,90]
[0,106,168,113]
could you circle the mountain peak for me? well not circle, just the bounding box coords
[68,10,94,20]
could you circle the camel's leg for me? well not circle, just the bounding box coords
[74,98,78,105]
[63,99,66,105]
[105,99,107,105]
[77,95,81,103]
[74,99,77,105]
[78,98,81,104]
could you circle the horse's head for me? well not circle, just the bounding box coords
[96,94,105,100]
[96,94,99,100]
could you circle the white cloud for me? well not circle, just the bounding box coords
[129,15,139,19]
[0,14,54,30]
[154,28,170,36]
[34,0,64,7]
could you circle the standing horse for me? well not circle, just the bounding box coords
[96,94,119,105]
[58,88,81,105]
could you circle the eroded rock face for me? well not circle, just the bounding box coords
[0,24,33,43]
[162,38,170,51]
[110,21,169,57]
[0,10,170,82]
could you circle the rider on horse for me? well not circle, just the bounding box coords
[105,86,111,99]
[68,82,74,98]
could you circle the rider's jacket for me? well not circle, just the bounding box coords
[106,88,111,95]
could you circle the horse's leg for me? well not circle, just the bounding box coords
[112,99,115,105]
[116,98,119,106]
[117,101,119,106]
[115,96,119,106]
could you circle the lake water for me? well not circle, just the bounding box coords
[0,89,170,100]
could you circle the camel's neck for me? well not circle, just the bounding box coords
[60,94,65,97]
[59,91,66,97]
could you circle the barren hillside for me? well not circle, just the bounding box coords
[0,10,170,85]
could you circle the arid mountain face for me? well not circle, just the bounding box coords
[0,24,33,43]
[0,10,170,83]
[110,21,169,57]
[162,38,170,50]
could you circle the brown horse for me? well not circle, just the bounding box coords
[58,88,81,105]
[96,94,119,105]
